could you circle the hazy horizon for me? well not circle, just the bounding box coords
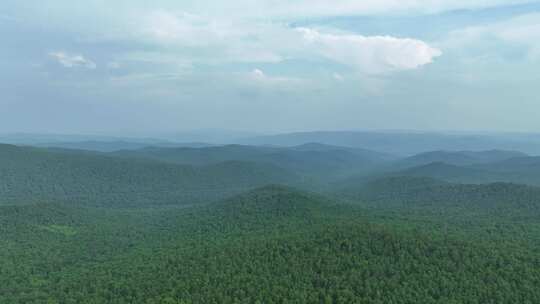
[3,128,540,142]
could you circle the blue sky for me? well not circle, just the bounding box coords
[2,1,540,136]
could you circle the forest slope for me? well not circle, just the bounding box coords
[0,144,299,207]
[2,186,540,303]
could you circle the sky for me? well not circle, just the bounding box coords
[2,0,540,136]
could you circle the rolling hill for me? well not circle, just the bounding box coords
[3,185,540,303]
[388,156,540,186]
[396,162,493,183]
[340,175,540,215]
[4,137,540,303]
[393,150,527,168]
[209,185,333,225]
[0,144,300,207]
[473,156,540,172]
[111,143,394,182]
[344,150,539,186]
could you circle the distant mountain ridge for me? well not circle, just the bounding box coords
[238,131,540,155]
[35,141,214,152]
[110,143,395,183]
[7,130,540,155]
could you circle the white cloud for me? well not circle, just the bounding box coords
[8,1,533,30]
[333,73,344,81]
[144,11,221,45]
[120,52,194,68]
[251,68,266,80]
[496,14,540,44]
[137,11,441,74]
[141,10,286,64]
[182,0,535,19]
[249,68,305,86]
[109,73,185,86]
[442,13,540,60]
[298,28,442,74]
[49,52,97,69]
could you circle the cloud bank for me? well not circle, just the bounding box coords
[169,0,538,18]
[140,11,441,74]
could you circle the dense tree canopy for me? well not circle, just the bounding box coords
[2,145,540,303]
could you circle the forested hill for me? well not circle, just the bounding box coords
[386,157,540,186]
[208,185,334,225]
[4,141,540,303]
[396,162,492,183]
[0,144,300,207]
[339,175,540,214]
[110,143,394,180]
[471,156,540,172]
[393,150,527,168]
[3,185,540,303]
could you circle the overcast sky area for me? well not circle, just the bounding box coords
[2,1,540,136]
